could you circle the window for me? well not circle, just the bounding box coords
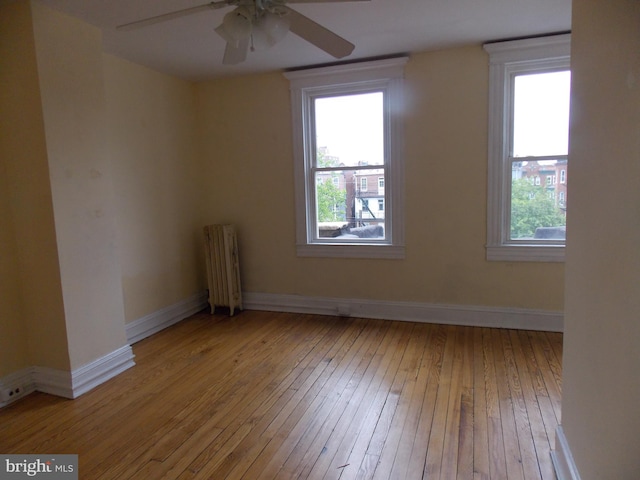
[285,58,407,258]
[484,34,571,262]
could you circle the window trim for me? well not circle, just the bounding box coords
[484,34,571,262]
[284,57,407,259]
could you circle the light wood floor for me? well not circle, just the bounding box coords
[0,310,562,479]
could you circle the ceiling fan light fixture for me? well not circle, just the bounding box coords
[215,7,253,45]
[118,0,367,66]
[253,12,291,47]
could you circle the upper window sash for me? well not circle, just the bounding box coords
[484,34,571,263]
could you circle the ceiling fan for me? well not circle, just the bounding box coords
[116,0,369,65]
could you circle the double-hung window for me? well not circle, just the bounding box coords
[484,34,571,262]
[285,58,407,258]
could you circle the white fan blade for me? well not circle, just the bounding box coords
[117,1,229,31]
[223,37,250,64]
[284,6,355,58]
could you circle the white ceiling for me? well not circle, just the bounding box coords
[38,0,572,81]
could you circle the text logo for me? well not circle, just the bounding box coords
[1,455,77,479]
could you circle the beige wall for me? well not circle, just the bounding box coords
[0,0,69,375]
[103,55,204,323]
[0,0,33,376]
[31,1,128,369]
[1,1,205,379]
[0,150,28,375]
[196,46,565,311]
[562,0,640,477]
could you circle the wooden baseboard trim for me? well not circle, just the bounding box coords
[125,292,208,344]
[551,426,582,480]
[243,292,563,332]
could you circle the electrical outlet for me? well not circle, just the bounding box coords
[1,386,24,403]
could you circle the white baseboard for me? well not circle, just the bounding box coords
[70,345,136,398]
[32,366,73,399]
[1,346,135,405]
[552,426,582,480]
[30,346,136,401]
[243,292,563,332]
[126,292,208,344]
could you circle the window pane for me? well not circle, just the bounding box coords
[315,169,385,239]
[513,71,571,157]
[511,160,567,240]
[315,92,384,167]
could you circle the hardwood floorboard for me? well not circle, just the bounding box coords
[491,328,525,480]
[371,323,428,480]
[207,317,348,480]
[423,325,457,478]
[387,324,435,480]
[338,321,411,479]
[456,327,475,479]
[471,328,490,480]
[509,331,556,480]
[528,331,563,425]
[292,322,389,478]
[322,321,402,479]
[0,310,562,480]
[500,330,541,480]
[482,328,509,480]
[247,318,373,480]
[403,324,447,480]
[276,319,387,479]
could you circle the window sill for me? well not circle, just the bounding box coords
[486,244,565,262]
[297,243,405,259]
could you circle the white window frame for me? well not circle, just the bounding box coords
[284,58,407,259]
[484,34,571,262]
